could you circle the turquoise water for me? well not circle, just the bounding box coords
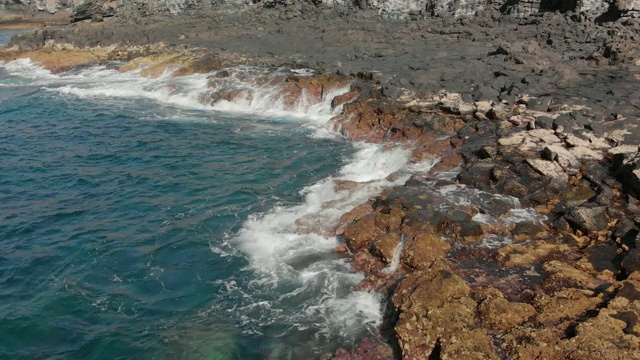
[0,29,30,44]
[0,34,406,359]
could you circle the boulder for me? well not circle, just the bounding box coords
[478,297,536,332]
[401,231,451,270]
[564,205,609,235]
[343,214,386,252]
[534,288,603,326]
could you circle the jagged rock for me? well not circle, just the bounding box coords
[371,233,400,264]
[335,201,373,235]
[478,296,536,332]
[351,249,385,273]
[439,92,475,115]
[525,158,568,182]
[401,231,451,270]
[343,214,386,252]
[542,260,606,292]
[541,144,581,174]
[510,222,549,242]
[622,248,640,273]
[608,145,639,156]
[533,288,603,326]
[497,241,571,267]
[565,205,609,234]
[535,116,555,129]
[392,267,499,359]
[476,145,497,159]
[616,0,640,13]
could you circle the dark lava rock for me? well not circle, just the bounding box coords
[565,205,609,234]
[536,116,555,130]
[622,248,640,274]
[614,218,640,249]
[457,163,494,191]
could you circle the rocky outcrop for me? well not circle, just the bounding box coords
[0,0,117,23]
[1,0,635,25]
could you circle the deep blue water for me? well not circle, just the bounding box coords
[0,31,388,359]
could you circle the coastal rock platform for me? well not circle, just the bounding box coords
[2,2,640,359]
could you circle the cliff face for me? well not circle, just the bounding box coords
[0,0,117,21]
[115,0,640,19]
[1,0,638,26]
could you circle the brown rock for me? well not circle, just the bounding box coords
[374,208,404,232]
[410,138,454,163]
[343,214,386,252]
[478,297,536,332]
[392,268,500,359]
[533,288,603,326]
[371,233,400,264]
[23,48,100,73]
[431,152,463,173]
[542,260,607,292]
[440,328,498,360]
[335,201,374,235]
[496,241,571,267]
[471,286,506,303]
[280,74,351,109]
[502,324,571,359]
[331,90,359,109]
[351,249,385,273]
[510,222,549,242]
[567,308,640,359]
[338,100,409,142]
[401,231,451,270]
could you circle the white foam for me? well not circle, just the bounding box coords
[233,143,432,337]
[503,208,545,224]
[0,61,349,136]
[382,234,406,273]
[478,234,513,249]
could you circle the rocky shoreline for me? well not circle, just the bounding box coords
[2,3,640,359]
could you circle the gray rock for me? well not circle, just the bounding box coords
[622,248,640,274]
[565,205,609,234]
[535,116,555,130]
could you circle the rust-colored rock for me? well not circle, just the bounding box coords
[410,138,455,163]
[337,100,408,142]
[496,241,571,267]
[351,249,385,273]
[392,267,500,359]
[478,296,536,332]
[342,214,386,252]
[331,90,359,109]
[533,288,603,326]
[542,260,607,292]
[334,201,374,235]
[371,233,401,264]
[280,74,351,109]
[401,231,451,270]
[14,48,101,73]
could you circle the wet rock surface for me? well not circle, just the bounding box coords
[2,3,640,360]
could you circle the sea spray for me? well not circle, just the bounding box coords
[382,234,406,273]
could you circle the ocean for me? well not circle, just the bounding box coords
[0,30,419,359]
